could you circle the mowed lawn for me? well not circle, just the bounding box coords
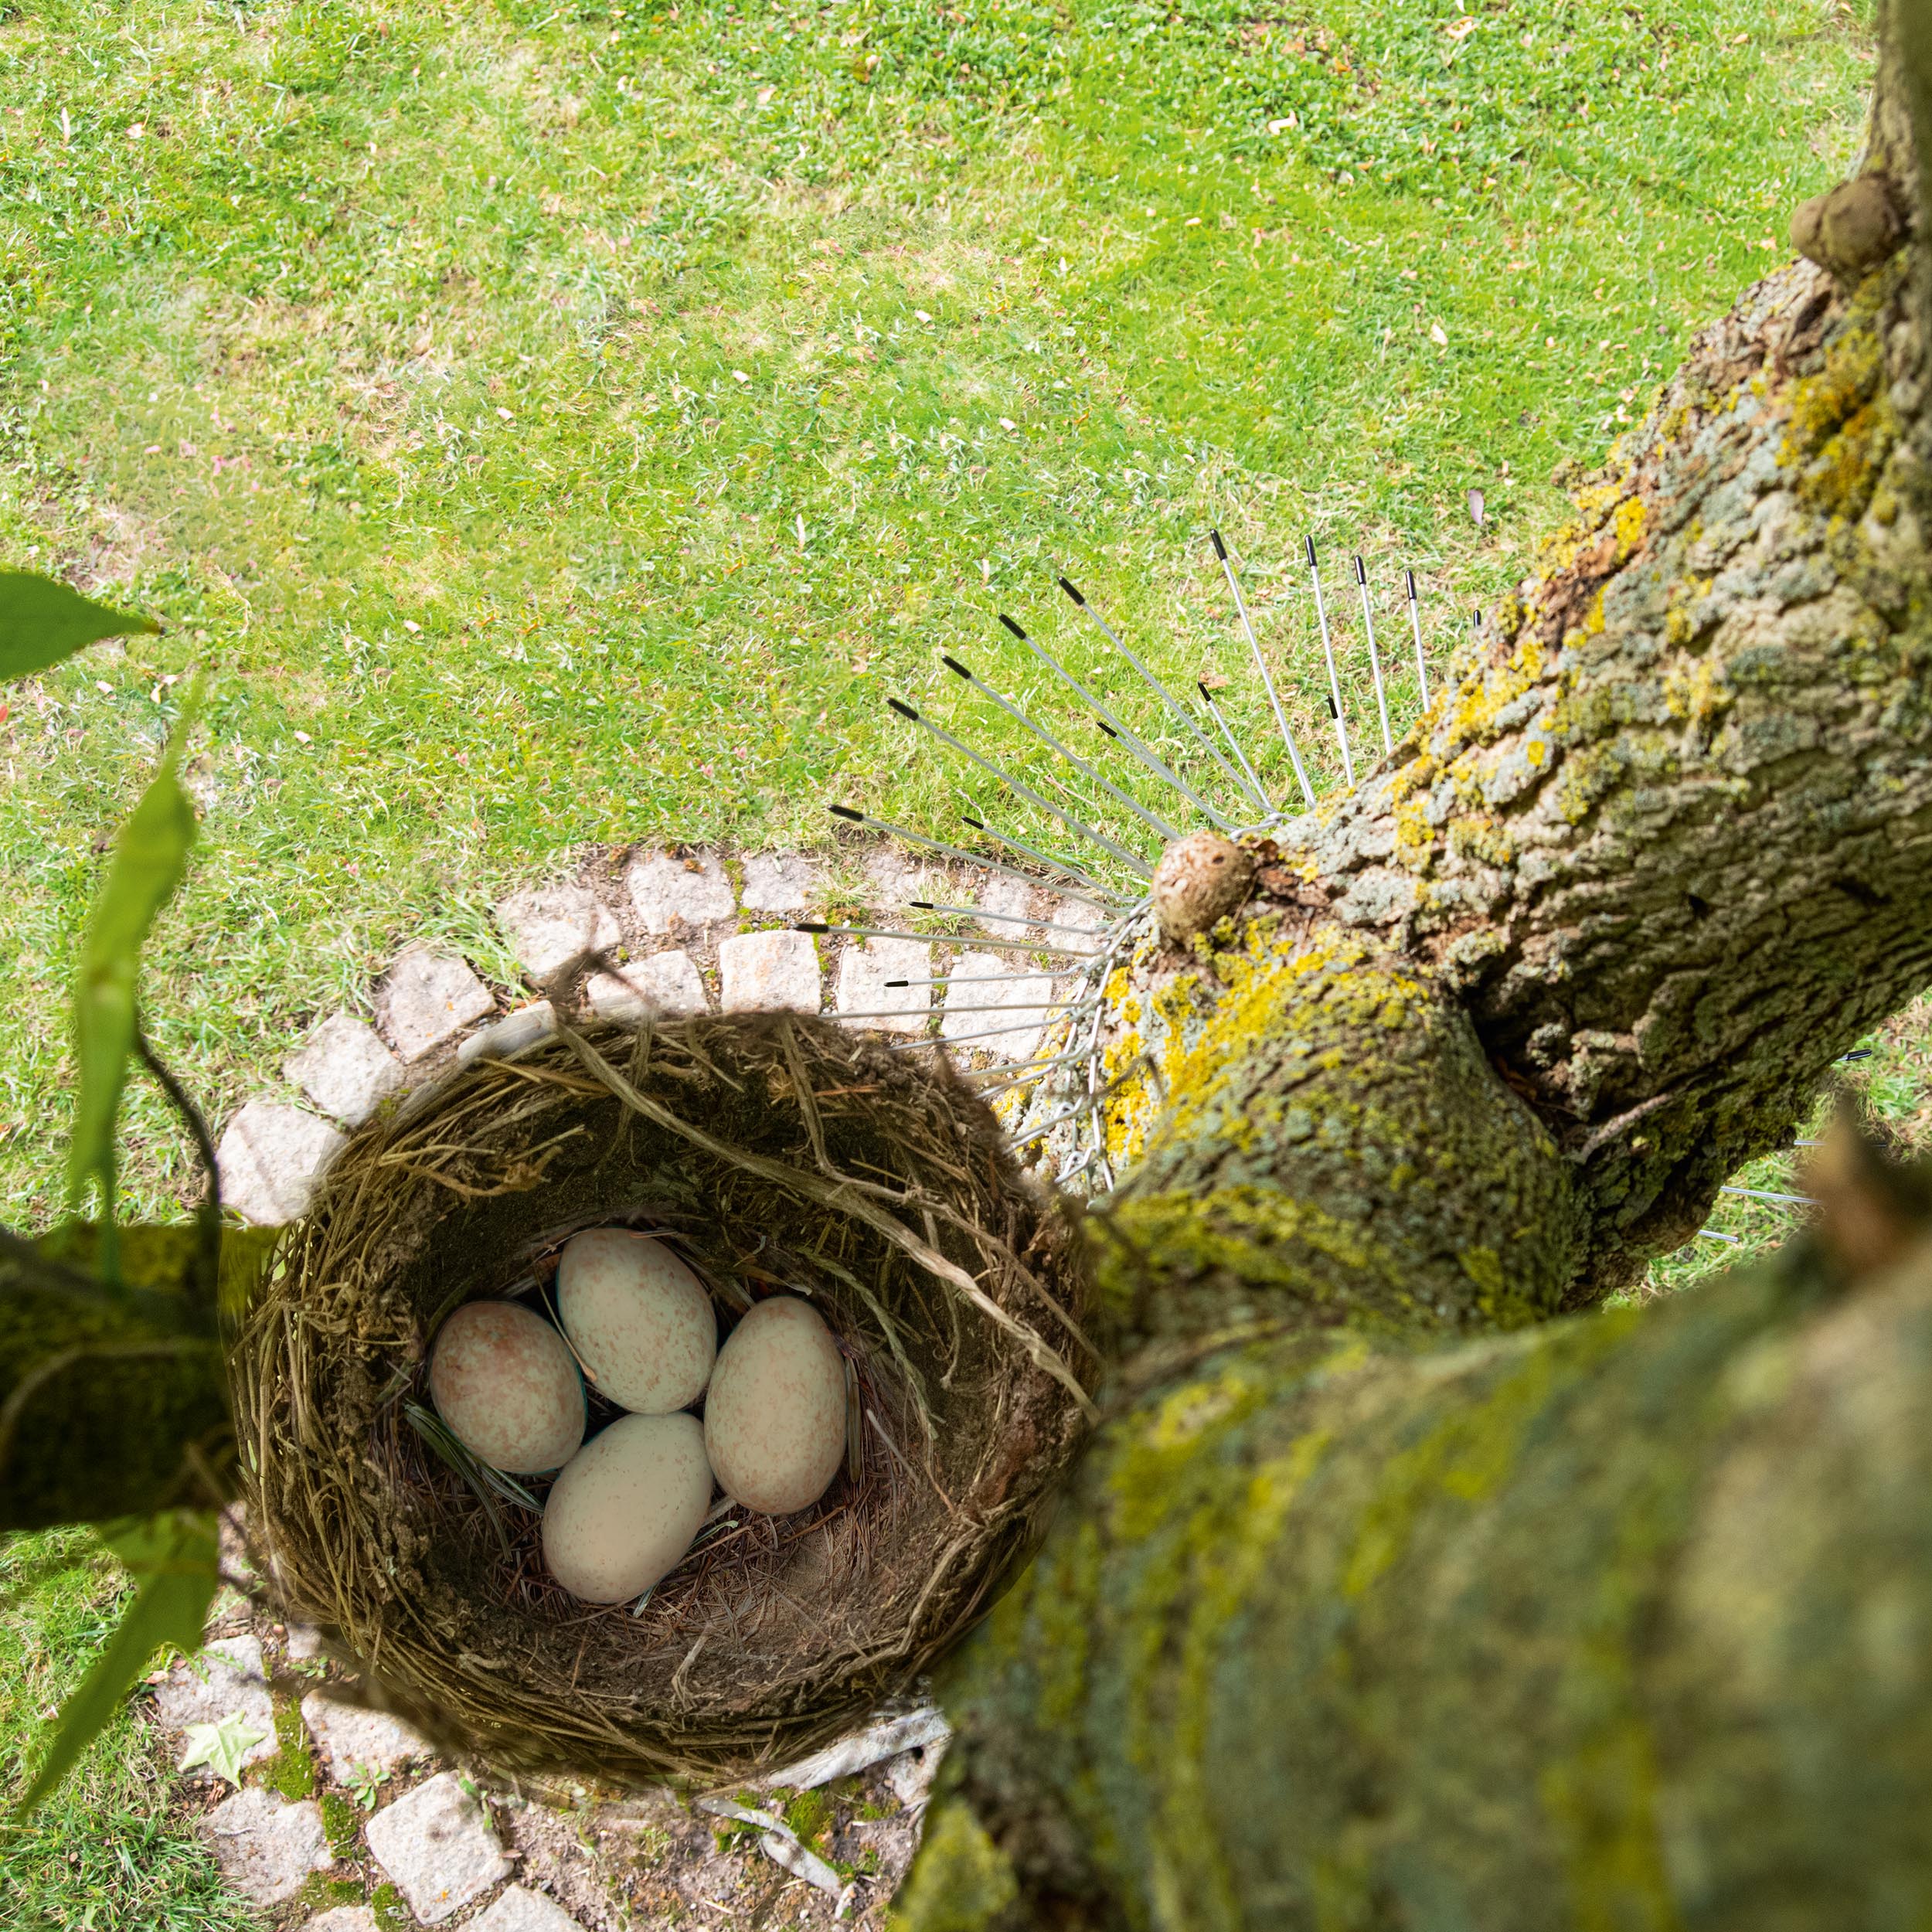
[0,1,1902,1913]
[0,0,1876,1229]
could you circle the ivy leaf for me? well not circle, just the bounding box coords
[179,1709,268,1787]
[65,705,200,1278]
[0,570,158,682]
[14,1511,219,1816]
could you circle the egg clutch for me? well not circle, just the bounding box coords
[426,1229,849,1604]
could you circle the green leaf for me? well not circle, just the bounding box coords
[14,1510,220,1816]
[66,714,200,1269]
[0,570,158,682]
[179,1710,267,1787]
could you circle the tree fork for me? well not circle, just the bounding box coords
[898,6,1932,1924]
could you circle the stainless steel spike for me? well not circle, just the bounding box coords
[964,1043,1097,1092]
[1353,554,1393,757]
[1405,569,1430,707]
[827,804,1118,910]
[1211,531,1315,810]
[889,1006,1094,1050]
[960,813,1128,899]
[886,700,1154,876]
[908,898,1104,939]
[884,971,1070,989]
[1057,581,1253,822]
[1197,681,1273,815]
[943,655,1184,844]
[798,920,1099,957]
[1304,536,1353,787]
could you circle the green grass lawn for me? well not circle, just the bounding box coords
[0,1,1908,1908]
[0,0,1878,1228]
[1,1528,264,1930]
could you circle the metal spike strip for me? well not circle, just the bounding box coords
[1304,536,1354,787]
[1406,570,1430,707]
[886,697,1154,876]
[887,1006,1097,1051]
[940,653,1184,845]
[798,919,1099,957]
[1056,576,1254,822]
[907,897,1101,940]
[1210,529,1314,811]
[1353,553,1393,757]
[1196,679,1272,815]
[884,971,1067,989]
[826,804,1122,910]
[993,615,1216,840]
[960,811,1121,898]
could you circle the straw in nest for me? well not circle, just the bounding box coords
[233,1013,1095,1787]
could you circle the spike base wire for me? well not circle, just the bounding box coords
[844,529,1449,1194]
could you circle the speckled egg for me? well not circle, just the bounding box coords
[428,1300,585,1475]
[703,1297,846,1517]
[556,1230,717,1414]
[542,1412,715,1604]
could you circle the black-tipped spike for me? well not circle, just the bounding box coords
[1095,718,1121,739]
[942,654,972,679]
[961,811,985,830]
[888,697,920,721]
[797,920,832,934]
[909,900,935,910]
[998,613,1028,641]
[1057,575,1086,607]
[1327,696,1338,719]
[829,804,864,823]
[1209,529,1228,560]
[1471,607,1482,628]
[1198,679,1213,701]
[1406,568,1418,601]
[1352,553,1367,585]
[885,979,909,988]
[1304,533,1318,567]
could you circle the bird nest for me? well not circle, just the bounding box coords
[232,1015,1096,1787]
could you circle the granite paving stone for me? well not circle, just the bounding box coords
[469,1885,588,1932]
[495,884,621,984]
[940,953,1058,1063]
[583,951,708,1022]
[376,950,496,1062]
[152,1634,278,1778]
[974,871,1038,936]
[365,1770,511,1924]
[835,937,932,1034]
[200,1787,332,1905]
[216,1103,347,1226]
[284,1014,406,1128]
[301,1691,432,1782]
[625,849,735,934]
[740,852,821,914]
[285,1624,325,1662]
[304,1910,379,1932]
[457,1001,556,1066]
[719,929,821,1014]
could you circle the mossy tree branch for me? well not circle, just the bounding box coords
[910,1223,1932,1932]
[903,9,1932,1925]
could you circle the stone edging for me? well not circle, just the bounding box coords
[215,836,1101,1226]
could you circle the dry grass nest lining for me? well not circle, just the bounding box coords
[234,1014,1097,1787]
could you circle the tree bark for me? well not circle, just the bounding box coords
[901,9,1932,1925]
[0,1225,258,1531]
[905,1231,1932,1932]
